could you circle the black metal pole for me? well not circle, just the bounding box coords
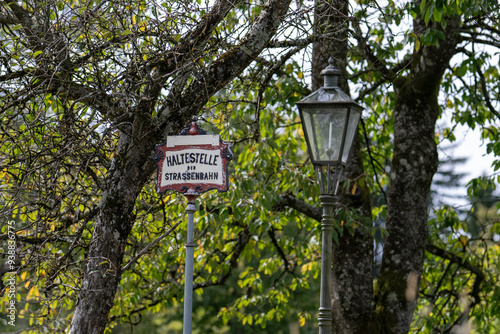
[318,195,336,334]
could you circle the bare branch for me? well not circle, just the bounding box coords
[1,0,33,29]
[274,193,322,222]
[194,225,251,289]
[354,54,413,101]
[120,220,182,274]
[165,0,292,122]
[0,13,18,25]
[154,0,243,75]
[426,244,485,303]
[351,17,396,80]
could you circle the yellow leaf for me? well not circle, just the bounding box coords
[351,182,357,195]
[459,235,468,247]
[299,315,306,327]
[132,15,137,24]
[415,38,421,52]
[298,71,303,79]
[28,286,39,298]
[421,276,428,288]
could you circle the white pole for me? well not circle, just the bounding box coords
[183,193,197,334]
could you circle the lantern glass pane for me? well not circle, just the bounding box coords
[341,110,361,163]
[302,108,348,162]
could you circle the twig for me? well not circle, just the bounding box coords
[120,221,181,274]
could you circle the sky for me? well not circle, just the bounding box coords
[434,119,497,208]
[453,126,495,179]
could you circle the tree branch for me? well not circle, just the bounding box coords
[476,63,500,120]
[154,0,242,76]
[274,193,322,222]
[268,226,290,273]
[160,0,292,129]
[1,0,33,29]
[120,221,182,274]
[0,13,18,25]
[0,69,29,82]
[426,244,485,304]
[353,54,413,101]
[351,17,396,80]
[194,225,251,289]
[360,118,388,204]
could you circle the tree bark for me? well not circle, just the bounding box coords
[374,11,462,333]
[69,134,155,333]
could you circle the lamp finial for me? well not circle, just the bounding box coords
[320,57,340,88]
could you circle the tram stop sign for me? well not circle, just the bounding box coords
[154,118,233,194]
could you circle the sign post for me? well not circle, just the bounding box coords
[183,191,197,334]
[154,117,232,334]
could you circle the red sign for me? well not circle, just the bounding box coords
[154,120,232,194]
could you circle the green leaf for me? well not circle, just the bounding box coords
[454,64,467,77]
[420,0,427,14]
[332,228,339,244]
[433,8,442,22]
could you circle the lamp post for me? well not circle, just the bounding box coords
[296,58,363,334]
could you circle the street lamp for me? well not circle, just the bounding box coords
[296,58,363,334]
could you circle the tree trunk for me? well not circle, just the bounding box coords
[374,12,462,333]
[333,137,376,334]
[67,0,293,332]
[69,129,156,333]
